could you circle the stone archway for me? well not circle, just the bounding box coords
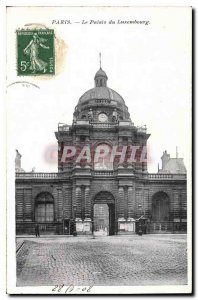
[93,191,115,236]
[152,191,170,222]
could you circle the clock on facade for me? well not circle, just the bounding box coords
[98,113,108,122]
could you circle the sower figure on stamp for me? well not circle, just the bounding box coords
[35,224,40,237]
[24,33,50,73]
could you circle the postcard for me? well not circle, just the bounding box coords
[6,6,192,294]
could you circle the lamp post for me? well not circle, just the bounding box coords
[62,210,64,235]
[138,204,143,235]
[73,204,77,236]
[138,204,143,216]
[92,220,95,239]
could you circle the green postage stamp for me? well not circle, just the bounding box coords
[17,29,55,76]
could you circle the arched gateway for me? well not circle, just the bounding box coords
[93,191,115,236]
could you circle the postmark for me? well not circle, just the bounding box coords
[17,29,55,76]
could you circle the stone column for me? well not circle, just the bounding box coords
[64,186,72,219]
[83,186,92,234]
[127,186,133,218]
[118,186,125,219]
[75,186,82,218]
[84,186,91,218]
[75,186,84,234]
[117,186,126,234]
[125,185,135,234]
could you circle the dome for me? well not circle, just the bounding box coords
[79,86,125,105]
[94,68,108,79]
[78,67,125,105]
[74,65,131,123]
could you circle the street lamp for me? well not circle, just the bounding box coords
[92,220,95,239]
[62,210,64,235]
[73,204,77,236]
[137,204,143,236]
[138,204,143,216]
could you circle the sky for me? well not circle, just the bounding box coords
[6,6,191,173]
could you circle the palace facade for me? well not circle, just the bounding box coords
[15,66,187,235]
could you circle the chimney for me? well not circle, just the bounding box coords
[161,150,170,170]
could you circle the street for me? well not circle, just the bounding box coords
[16,234,187,286]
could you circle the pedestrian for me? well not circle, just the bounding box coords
[35,224,40,237]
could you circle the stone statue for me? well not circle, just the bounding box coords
[15,149,22,170]
[112,108,118,122]
[73,114,77,123]
[15,150,25,172]
[88,108,93,121]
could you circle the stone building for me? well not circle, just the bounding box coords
[15,66,187,235]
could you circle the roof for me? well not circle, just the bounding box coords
[159,158,186,174]
[94,68,108,79]
[78,86,125,104]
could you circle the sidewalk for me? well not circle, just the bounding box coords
[16,233,187,239]
[17,234,80,238]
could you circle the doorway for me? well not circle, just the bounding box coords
[93,203,115,236]
[94,204,109,236]
[93,191,116,236]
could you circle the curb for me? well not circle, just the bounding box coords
[16,240,25,253]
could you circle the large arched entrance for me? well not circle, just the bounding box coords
[152,191,170,222]
[93,191,115,236]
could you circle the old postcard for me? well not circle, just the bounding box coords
[6,6,192,294]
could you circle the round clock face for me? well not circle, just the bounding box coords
[98,113,108,122]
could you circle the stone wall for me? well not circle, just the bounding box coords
[15,175,187,235]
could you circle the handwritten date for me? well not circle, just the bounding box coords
[52,284,93,294]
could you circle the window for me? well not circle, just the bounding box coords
[80,136,86,142]
[35,192,54,223]
[94,144,113,170]
[99,206,104,214]
[152,192,170,221]
[36,203,54,222]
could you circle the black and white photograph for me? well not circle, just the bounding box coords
[6,5,192,294]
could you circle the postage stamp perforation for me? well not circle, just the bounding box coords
[17,28,55,76]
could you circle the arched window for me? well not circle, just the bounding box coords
[35,192,54,222]
[152,192,170,221]
[94,143,113,170]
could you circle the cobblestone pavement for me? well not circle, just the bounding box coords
[16,235,187,286]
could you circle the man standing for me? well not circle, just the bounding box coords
[35,224,40,237]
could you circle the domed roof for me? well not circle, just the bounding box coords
[74,64,131,122]
[78,66,125,105]
[79,86,125,104]
[94,68,108,79]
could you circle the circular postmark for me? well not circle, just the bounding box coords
[7,81,40,89]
